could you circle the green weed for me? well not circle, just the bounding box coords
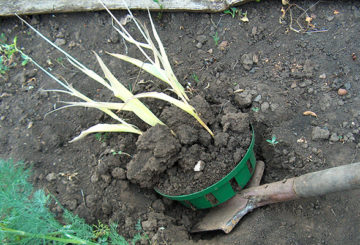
[192,73,199,83]
[131,219,150,245]
[251,107,260,112]
[111,150,132,157]
[224,7,238,18]
[153,0,164,20]
[212,31,219,46]
[55,56,65,66]
[0,34,29,75]
[266,136,279,146]
[95,132,110,143]
[92,221,111,243]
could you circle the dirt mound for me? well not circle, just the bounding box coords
[127,94,251,195]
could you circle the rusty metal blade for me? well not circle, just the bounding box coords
[191,161,265,233]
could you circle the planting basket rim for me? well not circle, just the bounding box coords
[155,126,256,209]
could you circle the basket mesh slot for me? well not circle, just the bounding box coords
[246,159,254,174]
[230,177,242,192]
[205,193,219,205]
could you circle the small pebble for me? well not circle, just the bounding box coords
[54,38,66,46]
[46,172,57,182]
[338,100,344,106]
[329,133,339,142]
[319,73,326,79]
[326,16,335,21]
[111,167,126,179]
[261,102,270,111]
[253,94,262,102]
[338,88,347,96]
[194,160,205,172]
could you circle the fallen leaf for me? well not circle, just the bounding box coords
[281,7,286,19]
[234,89,245,93]
[333,10,340,15]
[240,15,249,22]
[120,14,132,26]
[218,40,228,50]
[297,137,307,144]
[305,16,313,24]
[303,111,317,117]
[0,92,12,98]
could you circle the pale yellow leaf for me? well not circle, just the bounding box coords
[303,111,317,117]
[69,123,142,143]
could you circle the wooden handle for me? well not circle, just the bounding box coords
[294,162,360,198]
[241,162,360,207]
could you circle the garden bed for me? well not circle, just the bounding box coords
[1,1,360,244]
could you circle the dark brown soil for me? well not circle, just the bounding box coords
[1,1,360,244]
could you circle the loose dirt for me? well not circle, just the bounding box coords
[1,0,360,244]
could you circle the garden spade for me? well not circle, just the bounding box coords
[192,161,360,234]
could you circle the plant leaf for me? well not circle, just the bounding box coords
[107,53,168,83]
[94,52,164,127]
[69,123,142,143]
[129,92,214,137]
[147,10,189,101]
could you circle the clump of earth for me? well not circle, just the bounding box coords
[126,95,252,195]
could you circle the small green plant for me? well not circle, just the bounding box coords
[212,31,219,46]
[266,135,279,146]
[0,33,6,43]
[153,0,164,20]
[92,221,111,243]
[224,7,238,18]
[192,73,199,83]
[131,219,150,245]
[0,34,29,75]
[95,132,109,142]
[56,56,65,66]
[111,149,132,157]
[251,107,260,112]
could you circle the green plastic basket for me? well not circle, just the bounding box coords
[156,128,256,209]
